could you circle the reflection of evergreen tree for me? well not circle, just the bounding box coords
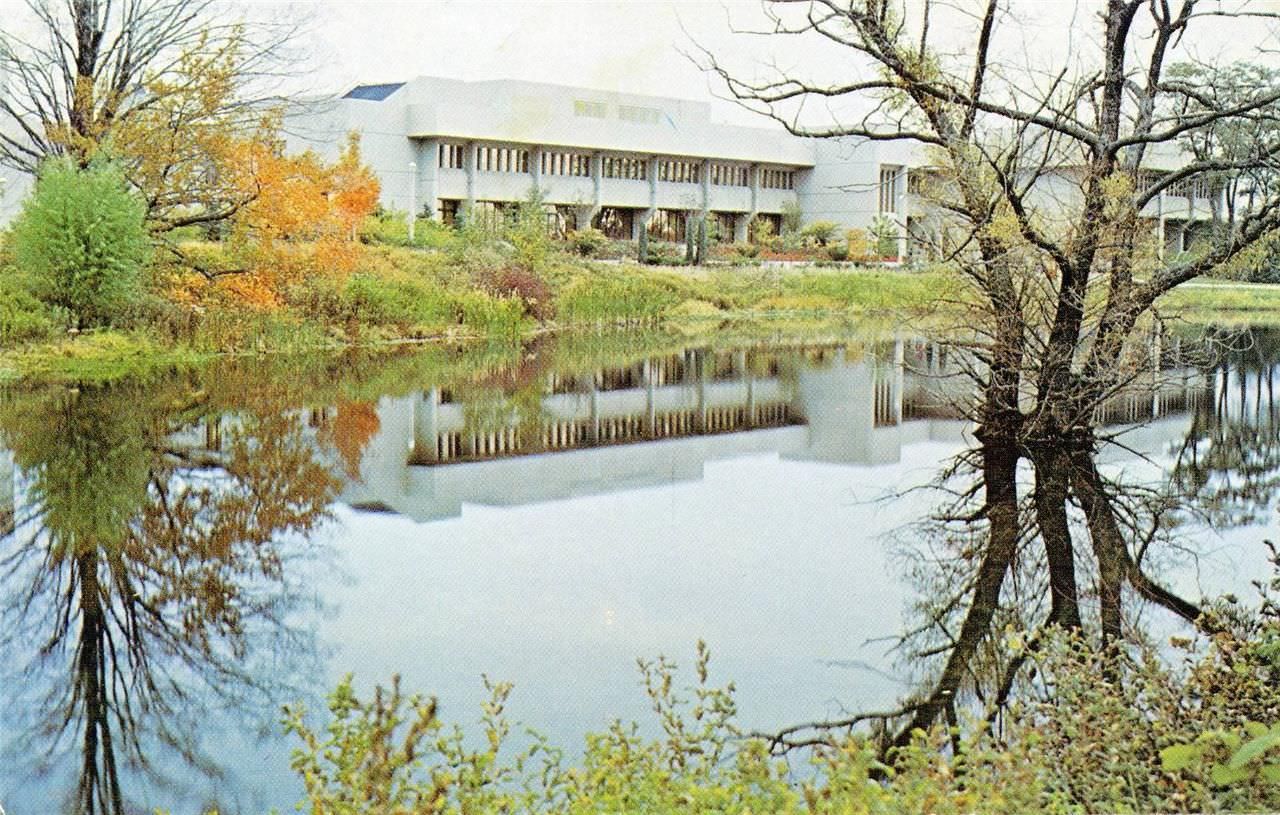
[0,381,340,814]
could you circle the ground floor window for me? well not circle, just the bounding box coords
[546,205,577,238]
[749,213,782,243]
[437,199,460,226]
[469,200,509,232]
[710,211,737,243]
[647,209,687,243]
[593,207,634,239]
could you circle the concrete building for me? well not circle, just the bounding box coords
[287,76,812,243]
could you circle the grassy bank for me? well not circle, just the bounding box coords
[0,236,955,382]
[5,227,1279,385]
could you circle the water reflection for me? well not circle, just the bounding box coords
[0,328,1278,811]
[0,381,339,814]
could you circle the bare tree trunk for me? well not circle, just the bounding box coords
[1031,447,1082,630]
[891,437,1021,749]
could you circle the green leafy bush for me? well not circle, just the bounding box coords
[568,227,609,257]
[556,271,682,323]
[10,157,150,327]
[801,220,839,246]
[0,278,66,344]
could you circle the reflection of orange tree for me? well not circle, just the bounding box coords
[322,401,382,481]
[0,382,339,814]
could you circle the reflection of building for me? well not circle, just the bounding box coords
[341,343,967,521]
[338,340,1218,522]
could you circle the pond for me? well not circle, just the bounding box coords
[1,326,1277,813]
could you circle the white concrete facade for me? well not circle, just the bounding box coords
[286,76,815,241]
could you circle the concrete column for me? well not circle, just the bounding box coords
[700,158,711,212]
[745,165,761,242]
[463,142,477,216]
[634,156,659,239]
[418,139,441,221]
[1156,189,1166,261]
[530,146,543,195]
[733,213,749,243]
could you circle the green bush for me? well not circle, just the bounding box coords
[568,227,609,257]
[10,157,150,328]
[801,220,840,246]
[0,278,66,344]
[827,243,850,261]
[557,271,681,322]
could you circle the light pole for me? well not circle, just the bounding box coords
[407,161,417,244]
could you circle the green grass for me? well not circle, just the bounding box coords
[0,330,209,384]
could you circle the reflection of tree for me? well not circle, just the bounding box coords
[0,382,339,814]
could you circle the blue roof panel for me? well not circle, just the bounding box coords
[343,83,405,101]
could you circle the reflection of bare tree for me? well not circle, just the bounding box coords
[0,383,339,814]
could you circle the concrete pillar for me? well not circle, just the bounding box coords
[733,213,749,243]
[700,158,711,212]
[418,139,440,220]
[1156,189,1166,261]
[746,165,761,243]
[462,142,477,217]
[530,146,543,196]
[635,156,659,239]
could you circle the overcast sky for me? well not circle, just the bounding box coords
[281,0,1279,128]
[292,1,781,124]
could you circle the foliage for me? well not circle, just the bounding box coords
[845,228,873,261]
[568,227,609,258]
[869,215,900,258]
[780,199,802,235]
[801,220,840,246]
[9,158,150,327]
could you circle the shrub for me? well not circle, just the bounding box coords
[735,242,761,258]
[476,267,554,321]
[10,158,150,327]
[0,278,66,344]
[827,243,850,261]
[557,272,681,322]
[801,220,840,246]
[568,227,609,257]
[845,228,873,261]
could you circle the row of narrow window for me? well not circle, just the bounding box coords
[603,156,648,180]
[710,163,750,187]
[438,144,797,191]
[478,146,529,173]
[761,168,795,190]
[878,165,902,213]
[659,160,702,184]
[542,151,592,177]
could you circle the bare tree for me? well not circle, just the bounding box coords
[0,0,301,228]
[698,0,1280,750]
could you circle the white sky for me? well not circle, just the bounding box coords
[288,1,786,124]
[271,0,1280,129]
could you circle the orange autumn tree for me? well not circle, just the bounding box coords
[216,133,381,306]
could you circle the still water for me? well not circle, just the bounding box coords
[0,328,1276,813]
